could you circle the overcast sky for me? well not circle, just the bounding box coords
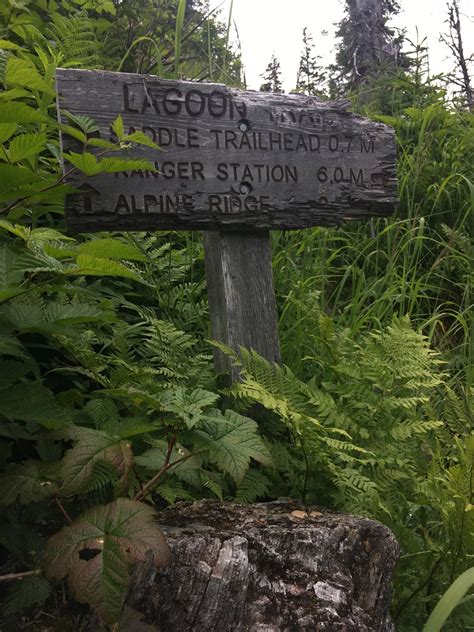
[213,0,474,91]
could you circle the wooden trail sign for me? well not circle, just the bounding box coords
[56,69,397,378]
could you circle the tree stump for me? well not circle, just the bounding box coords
[127,499,399,631]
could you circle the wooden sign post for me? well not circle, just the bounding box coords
[56,69,397,379]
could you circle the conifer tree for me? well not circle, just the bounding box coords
[260,54,283,93]
[441,0,473,110]
[295,28,326,97]
[334,0,406,91]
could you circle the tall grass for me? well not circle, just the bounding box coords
[273,104,473,389]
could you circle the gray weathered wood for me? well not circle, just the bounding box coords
[127,499,400,632]
[203,231,280,380]
[55,68,397,233]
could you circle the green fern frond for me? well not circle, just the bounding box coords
[234,469,270,504]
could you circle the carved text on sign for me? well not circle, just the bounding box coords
[56,69,397,232]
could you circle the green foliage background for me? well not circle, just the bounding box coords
[0,1,472,630]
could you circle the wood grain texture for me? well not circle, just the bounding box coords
[56,68,397,233]
[127,500,400,632]
[203,231,280,380]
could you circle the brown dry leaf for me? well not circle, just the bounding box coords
[289,510,308,519]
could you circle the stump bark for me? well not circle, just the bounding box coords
[127,500,399,631]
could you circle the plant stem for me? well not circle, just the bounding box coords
[55,496,72,524]
[0,569,42,583]
[394,557,441,620]
[133,432,177,502]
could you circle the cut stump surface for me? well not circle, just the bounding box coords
[128,499,399,631]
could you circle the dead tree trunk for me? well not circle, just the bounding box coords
[128,500,399,631]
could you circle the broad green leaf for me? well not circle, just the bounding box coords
[79,238,146,262]
[0,287,26,302]
[64,112,99,135]
[0,219,30,240]
[2,576,51,616]
[124,130,160,149]
[195,409,272,483]
[0,39,24,51]
[58,426,133,496]
[0,460,59,505]
[0,382,70,428]
[0,101,48,123]
[70,254,141,281]
[0,242,23,285]
[0,332,28,358]
[160,388,219,429]
[8,132,47,163]
[59,124,87,144]
[28,227,74,243]
[5,58,53,94]
[87,137,117,150]
[135,440,202,487]
[0,164,43,194]
[1,302,102,332]
[65,151,99,176]
[111,114,124,139]
[85,397,156,438]
[43,499,170,623]
[0,123,17,143]
[97,157,156,173]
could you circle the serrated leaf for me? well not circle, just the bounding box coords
[43,499,170,624]
[124,130,160,149]
[0,242,23,285]
[59,124,87,144]
[2,576,51,616]
[79,238,146,262]
[59,427,133,496]
[87,137,118,149]
[28,227,74,243]
[159,388,219,429]
[8,132,47,162]
[0,164,43,194]
[65,151,99,175]
[0,460,59,505]
[70,254,141,281]
[5,58,53,94]
[1,301,101,332]
[195,409,272,483]
[0,101,48,123]
[136,440,201,487]
[97,157,156,173]
[112,114,124,139]
[0,332,28,358]
[0,382,70,428]
[64,112,99,135]
[0,122,17,143]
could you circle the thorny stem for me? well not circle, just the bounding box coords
[55,495,72,524]
[133,432,177,502]
[0,569,42,583]
[133,433,197,502]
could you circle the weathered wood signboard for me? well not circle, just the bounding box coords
[55,68,397,379]
[56,69,397,233]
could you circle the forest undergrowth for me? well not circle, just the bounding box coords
[0,1,472,631]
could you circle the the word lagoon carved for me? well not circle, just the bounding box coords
[56,69,397,233]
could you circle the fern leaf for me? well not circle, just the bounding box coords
[234,469,270,503]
